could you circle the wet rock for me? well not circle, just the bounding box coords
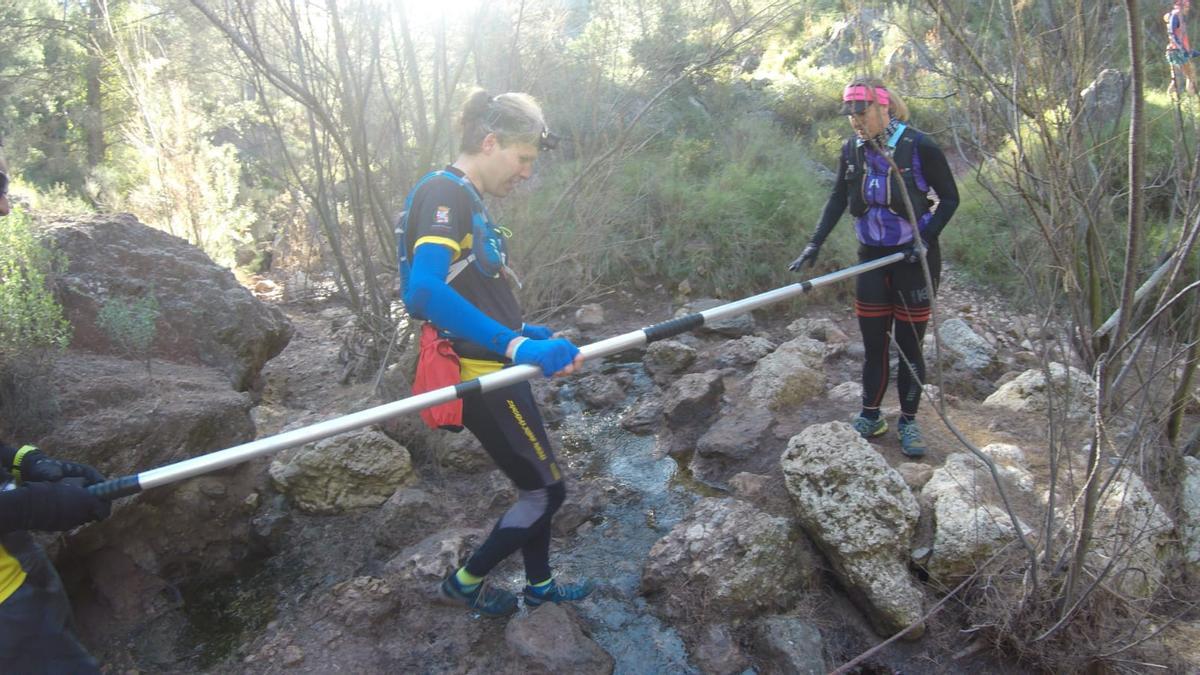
[576,373,626,410]
[575,304,606,329]
[714,335,777,368]
[983,363,1096,421]
[643,340,697,384]
[780,422,924,638]
[553,481,608,537]
[692,405,775,483]
[505,603,614,674]
[619,394,662,435]
[383,528,484,583]
[923,453,1032,583]
[729,472,772,501]
[660,370,724,457]
[40,213,292,390]
[1181,457,1200,579]
[663,371,724,427]
[375,488,442,550]
[747,337,826,411]
[696,406,773,461]
[531,376,562,411]
[642,497,817,620]
[678,299,756,337]
[692,623,750,675]
[754,615,827,675]
[325,576,399,627]
[269,429,415,514]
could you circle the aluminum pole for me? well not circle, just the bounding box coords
[89,252,905,500]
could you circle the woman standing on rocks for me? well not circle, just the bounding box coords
[787,77,959,458]
[399,90,592,616]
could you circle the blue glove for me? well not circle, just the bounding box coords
[520,323,555,340]
[1191,49,1200,58]
[513,337,580,376]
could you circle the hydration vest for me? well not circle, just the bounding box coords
[844,125,932,223]
[395,170,515,298]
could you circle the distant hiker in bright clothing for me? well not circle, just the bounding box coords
[398,90,593,617]
[787,77,959,459]
[1167,0,1199,96]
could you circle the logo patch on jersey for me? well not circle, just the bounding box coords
[435,206,451,224]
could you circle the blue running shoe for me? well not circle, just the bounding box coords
[439,573,518,617]
[523,578,595,607]
[898,419,927,458]
[852,414,888,438]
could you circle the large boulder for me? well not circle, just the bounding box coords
[641,497,817,620]
[32,352,255,478]
[747,337,826,410]
[39,213,292,390]
[269,429,415,513]
[505,603,614,675]
[1079,69,1127,133]
[1091,468,1173,597]
[922,452,1032,583]
[781,422,924,638]
[983,363,1096,421]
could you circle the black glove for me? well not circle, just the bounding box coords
[13,448,62,482]
[902,238,930,264]
[14,447,105,486]
[788,243,821,272]
[22,481,111,532]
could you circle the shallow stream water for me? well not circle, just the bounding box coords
[526,361,705,674]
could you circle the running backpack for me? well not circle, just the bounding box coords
[395,170,513,299]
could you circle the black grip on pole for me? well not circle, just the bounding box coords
[642,313,705,344]
[87,475,142,501]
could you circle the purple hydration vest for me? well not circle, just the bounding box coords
[848,125,933,247]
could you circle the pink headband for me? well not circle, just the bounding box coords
[842,84,890,106]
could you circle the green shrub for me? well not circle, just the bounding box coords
[0,208,72,355]
[0,207,71,436]
[97,291,160,376]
